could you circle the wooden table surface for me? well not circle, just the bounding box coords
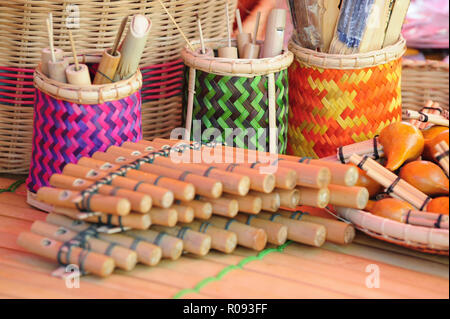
[0,177,448,299]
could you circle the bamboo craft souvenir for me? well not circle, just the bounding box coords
[234,214,288,246]
[65,30,91,86]
[324,138,385,164]
[434,142,450,177]
[125,229,184,260]
[236,9,252,57]
[408,101,444,130]
[45,14,68,83]
[403,109,450,127]
[242,12,261,59]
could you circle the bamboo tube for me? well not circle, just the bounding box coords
[125,230,184,260]
[150,225,211,256]
[95,233,161,266]
[66,30,91,85]
[249,191,280,212]
[242,12,261,59]
[17,232,115,277]
[409,101,442,130]
[328,185,369,210]
[223,194,262,215]
[334,138,384,163]
[276,188,300,209]
[30,220,138,271]
[218,1,238,59]
[261,8,286,58]
[148,208,178,227]
[45,16,68,83]
[278,209,355,245]
[296,187,330,208]
[402,109,449,127]
[62,164,174,208]
[257,212,327,247]
[49,174,152,213]
[93,16,128,84]
[250,164,297,190]
[171,204,194,223]
[178,200,212,220]
[235,214,288,245]
[114,14,151,81]
[41,48,63,77]
[37,187,131,216]
[207,216,267,251]
[236,8,252,58]
[198,196,239,218]
[275,160,331,188]
[48,59,69,83]
[179,220,237,253]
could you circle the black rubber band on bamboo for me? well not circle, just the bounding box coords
[419,111,429,122]
[153,175,165,186]
[179,171,192,181]
[130,237,142,250]
[435,214,444,229]
[357,155,370,170]
[78,250,89,275]
[109,187,121,196]
[177,227,190,240]
[298,157,311,164]
[386,177,401,194]
[338,147,345,163]
[153,232,167,245]
[224,219,236,230]
[420,196,432,211]
[423,106,442,114]
[133,181,146,191]
[104,242,118,256]
[225,163,239,172]
[291,210,309,220]
[199,222,211,233]
[246,215,255,225]
[436,151,449,161]
[250,161,261,169]
[269,214,281,222]
[373,136,380,160]
[203,166,216,177]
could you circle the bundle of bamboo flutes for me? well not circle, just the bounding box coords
[19,138,363,277]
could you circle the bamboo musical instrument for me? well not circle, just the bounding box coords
[257,212,327,247]
[236,8,252,58]
[148,207,178,227]
[403,109,449,127]
[328,185,369,210]
[208,216,267,251]
[125,229,184,260]
[171,204,194,223]
[223,194,261,215]
[114,14,151,81]
[235,214,288,245]
[37,187,131,216]
[93,16,128,84]
[49,174,152,213]
[276,188,300,209]
[30,220,138,271]
[242,11,261,59]
[66,30,91,85]
[296,187,330,208]
[198,196,239,218]
[150,225,211,256]
[178,220,238,253]
[325,138,384,164]
[218,1,238,59]
[248,191,280,212]
[17,232,115,277]
[435,141,449,177]
[278,209,355,245]
[261,8,286,58]
[178,200,212,220]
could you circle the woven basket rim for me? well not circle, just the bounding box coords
[34,54,143,105]
[289,37,406,70]
[181,38,294,77]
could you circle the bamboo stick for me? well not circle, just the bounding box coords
[207,216,267,251]
[49,174,152,213]
[17,232,115,277]
[198,196,239,218]
[179,220,237,253]
[30,220,138,271]
[296,187,330,208]
[150,225,211,256]
[235,214,288,245]
[178,200,212,220]
[276,188,300,209]
[328,184,369,210]
[125,229,184,260]
[248,191,280,212]
[37,187,131,216]
[257,212,326,247]
[148,208,178,227]
[218,1,238,59]
[278,209,355,245]
[223,194,262,215]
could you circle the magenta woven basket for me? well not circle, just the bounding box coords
[26,63,143,193]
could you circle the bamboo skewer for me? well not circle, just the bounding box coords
[150,225,211,256]
[17,232,115,277]
[208,216,267,251]
[178,220,238,253]
[125,230,184,260]
[45,15,67,83]
[197,15,206,55]
[235,214,288,245]
[218,1,238,59]
[236,9,252,58]
[30,220,138,271]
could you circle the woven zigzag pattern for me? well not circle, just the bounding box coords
[187,69,289,153]
[287,58,402,158]
[26,90,142,192]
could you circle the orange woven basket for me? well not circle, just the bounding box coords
[287,38,406,158]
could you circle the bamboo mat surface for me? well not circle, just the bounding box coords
[0,176,448,299]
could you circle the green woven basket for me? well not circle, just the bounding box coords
[181,39,294,153]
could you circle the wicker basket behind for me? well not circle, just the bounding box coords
[0,0,237,173]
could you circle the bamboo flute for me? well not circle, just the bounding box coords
[93,16,128,84]
[223,194,262,214]
[278,209,355,245]
[208,216,267,251]
[235,214,288,245]
[150,225,211,256]
[49,174,152,213]
[328,184,369,210]
[91,150,223,198]
[178,220,238,253]
[295,187,330,208]
[37,187,131,216]
[125,229,184,260]
[45,213,161,265]
[434,142,449,177]
[76,157,195,202]
[257,212,327,247]
[248,191,280,212]
[31,220,138,271]
[148,207,178,227]
[236,8,252,58]
[218,1,238,59]
[61,163,174,208]
[177,200,212,220]
[197,196,239,218]
[17,232,115,277]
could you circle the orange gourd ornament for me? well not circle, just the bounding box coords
[367,198,415,222]
[379,122,424,171]
[422,126,448,141]
[426,197,449,216]
[399,160,449,196]
[423,129,449,161]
